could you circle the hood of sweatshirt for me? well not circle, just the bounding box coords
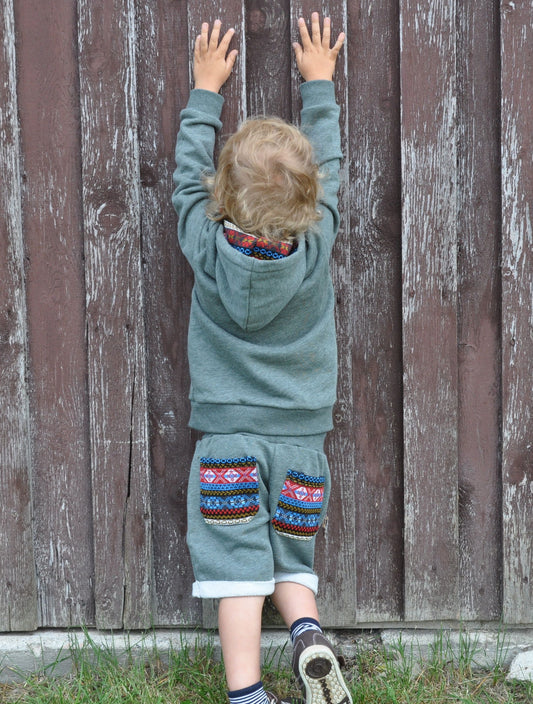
[214,228,307,332]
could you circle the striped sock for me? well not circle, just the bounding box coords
[228,681,269,704]
[290,617,323,645]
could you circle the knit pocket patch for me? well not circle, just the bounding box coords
[200,456,259,525]
[272,470,325,540]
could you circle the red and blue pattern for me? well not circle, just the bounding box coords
[224,222,295,260]
[272,470,325,540]
[200,456,259,525]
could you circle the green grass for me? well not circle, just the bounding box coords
[1,631,532,704]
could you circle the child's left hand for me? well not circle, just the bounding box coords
[193,20,238,93]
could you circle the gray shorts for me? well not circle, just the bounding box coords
[186,433,331,598]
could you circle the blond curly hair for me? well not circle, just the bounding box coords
[205,117,322,243]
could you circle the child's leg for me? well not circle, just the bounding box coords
[272,581,319,625]
[273,581,352,704]
[219,595,266,691]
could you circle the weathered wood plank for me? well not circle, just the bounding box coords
[456,0,501,620]
[136,0,201,626]
[78,0,152,629]
[15,0,94,627]
[0,0,38,632]
[287,0,358,627]
[345,0,404,623]
[500,0,533,624]
[400,0,460,620]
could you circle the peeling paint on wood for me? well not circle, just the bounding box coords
[501,0,533,624]
[78,0,151,630]
[0,0,37,632]
[401,0,460,621]
[456,0,501,621]
[344,0,403,624]
[14,0,94,629]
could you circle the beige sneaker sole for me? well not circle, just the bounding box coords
[297,644,352,704]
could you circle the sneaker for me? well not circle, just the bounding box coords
[291,631,352,704]
[265,692,303,704]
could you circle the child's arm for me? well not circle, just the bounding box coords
[172,21,237,266]
[293,14,345,251]
[292,12,345,82]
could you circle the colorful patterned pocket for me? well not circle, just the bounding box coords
[200,456,259,525]
[272,470,325,540]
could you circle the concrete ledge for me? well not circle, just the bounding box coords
[1,628,532,683]
[0,630,218,682]
[0,629,289,683]
[381,629,533,682]
[381,628,532,668]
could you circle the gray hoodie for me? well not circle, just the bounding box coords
[172,80,342,437]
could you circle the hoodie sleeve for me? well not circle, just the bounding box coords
[171,89,224,268]
[299,80,343,253]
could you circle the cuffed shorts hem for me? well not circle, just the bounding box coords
[274,571,319,595]
[192,579,276,599]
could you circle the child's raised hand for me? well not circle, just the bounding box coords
[193,20,238,93]
[293,12,345,82]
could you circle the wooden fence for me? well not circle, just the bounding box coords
[1,0,532,632]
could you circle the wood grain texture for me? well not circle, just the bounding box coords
[15,0,94,628]
[0,0,38,632]
[400,0,460,620]
[345,0,404,623]
[78,0,152,629]
[456,0,502,620]
[136,0,201,627]
[500,0,533,624]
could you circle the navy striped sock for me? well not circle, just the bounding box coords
[290,617,323,645]
[228,681,269,704]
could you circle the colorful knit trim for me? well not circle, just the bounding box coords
[272,470,325,540]
[200,456,259,525]
[224,221,295,260]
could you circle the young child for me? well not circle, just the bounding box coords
[172,12,350,704]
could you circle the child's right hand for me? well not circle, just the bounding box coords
[292,12,345,82]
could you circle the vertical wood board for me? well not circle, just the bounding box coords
[456,0,502,620]
[345,0,404,623]
[500,0,533,624]
[78,0,152,629]
[400,0,460,620]
[15,0,94,628]
[0,0,37,632]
